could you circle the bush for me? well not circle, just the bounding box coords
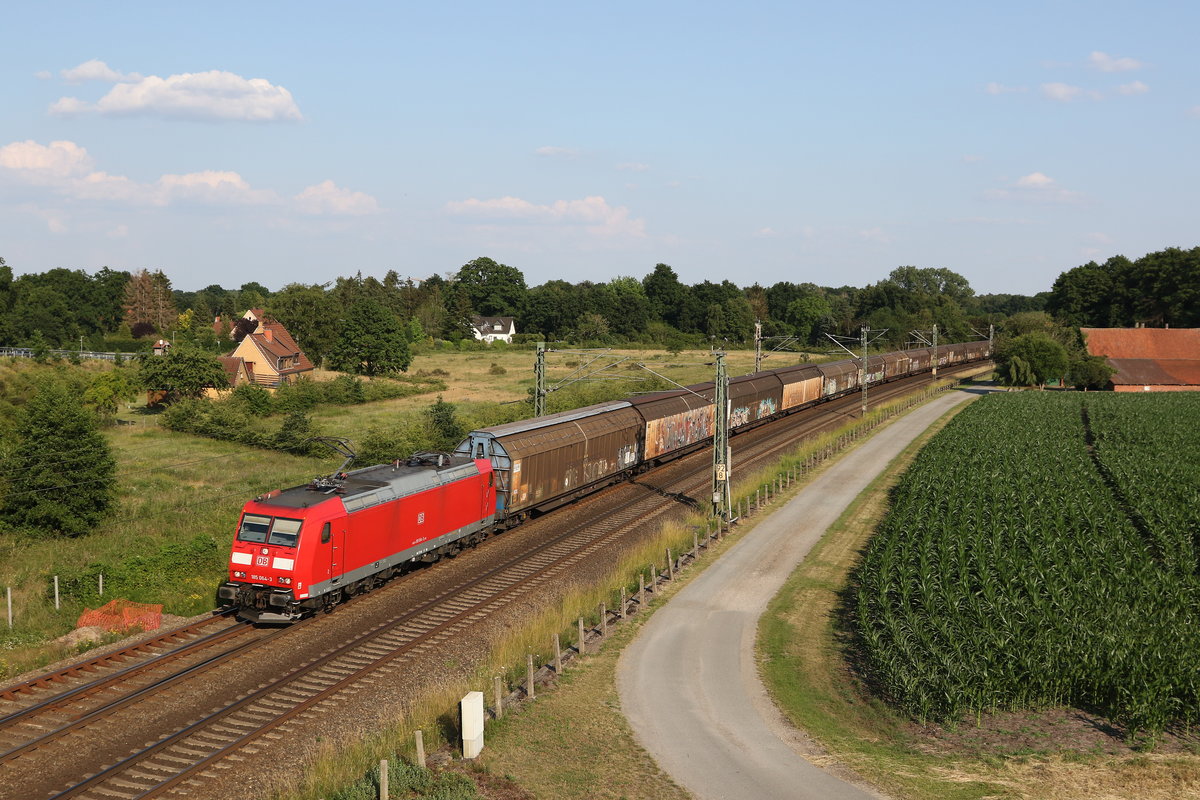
[230,383,274,416]
[488,362,507,376]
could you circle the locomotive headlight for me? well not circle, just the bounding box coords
[233,570,247,578]
[279,577,292,585]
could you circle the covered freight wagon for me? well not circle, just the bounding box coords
[455,401,642,516]
[818,360,860,396]
[728,372,784,428]
[629,386,716,461]
[774,363,824,411]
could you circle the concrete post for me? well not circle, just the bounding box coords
[600,602,607,636]
[54,576,59,610]
[526,654,535,699]
[553,633,562,674]
[619,587,626,618]
[6,587,10,628]
[692,532,698,559]
[415,730,426,768]
[462,691,485,758]
[666,548,674,581]
[577,616,586,655]
[494,675,503,719]
[380,759,388,800]
[99,574,103,596]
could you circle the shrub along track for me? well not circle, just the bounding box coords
[0,363,985,800]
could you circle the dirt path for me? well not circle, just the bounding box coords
[617,389,982,800]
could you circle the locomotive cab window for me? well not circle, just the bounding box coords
[269,517,303,547]
[321,522,331,544]
[238,514,272,543]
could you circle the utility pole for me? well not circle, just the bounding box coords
[753,320,763,373]
[533,342,547,417]
[931,324,938,379]
[711,351,731,520]
[826,326,888,417]
[859,325,869,416]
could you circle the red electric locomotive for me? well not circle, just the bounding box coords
[218,449,496,622]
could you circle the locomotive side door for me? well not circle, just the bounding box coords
[330,521,346,584]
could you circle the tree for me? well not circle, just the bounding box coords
[642,263,688,327]
[424,396,465,452]
[268,283,340,365]
[1,378,116,537]
[124,269,177,334]
[137,346,229,401]
[1069,355,1116,390]
[84,369,139,419]
[995,333,1069,388]
[785,292,832,343]
[327,299,411,376]
[455,257,527,317]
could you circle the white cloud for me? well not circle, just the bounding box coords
[61,59,142,83]
[535,146,579,158]
[1116,80,1149,95]
[753,227,777,238]
[107,224,129,239]
[35,70,52,80]
[1042,83,1079,102]
[50,68,302,122]
[446,194,646,239]
[617,162,650,172]
[858,227,891,244]
[1089,51,1143,72]
[988,172,1084,204]
[1016,172,1054,188]
[1085,232,1112,244]
[157,170,277,206]
[961,154,985,163]
[0,139,93,179]
[294,180,380,215]
[985,82,1027,95]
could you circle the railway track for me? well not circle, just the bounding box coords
[0,363,986,799]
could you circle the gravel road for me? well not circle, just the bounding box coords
[618,388,982,800]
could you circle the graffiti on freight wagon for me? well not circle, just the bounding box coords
[645,407,716,459]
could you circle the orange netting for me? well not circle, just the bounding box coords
[76,599,163,633]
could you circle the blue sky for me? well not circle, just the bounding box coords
[1,1,1195,296]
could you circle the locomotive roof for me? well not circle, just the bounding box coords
[254,454,480,512]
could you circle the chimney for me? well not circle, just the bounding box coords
[264,327,274,342]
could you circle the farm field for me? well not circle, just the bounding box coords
[855,391,1200,738]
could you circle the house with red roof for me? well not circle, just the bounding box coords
[225,309,314,388]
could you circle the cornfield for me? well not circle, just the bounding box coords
[853,391,1200,736]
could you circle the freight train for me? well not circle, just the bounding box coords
[219,340,991,622]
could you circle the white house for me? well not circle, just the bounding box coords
[471,316,517,344]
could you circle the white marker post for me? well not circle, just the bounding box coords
[461,691,484,759]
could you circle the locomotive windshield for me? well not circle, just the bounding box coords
[269,517,303,547]
[238,514,271,543]
[237,514,303,546]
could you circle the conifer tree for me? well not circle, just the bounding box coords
[1,378,116,537]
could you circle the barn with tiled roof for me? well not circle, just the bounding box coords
[1082,327,1200,392]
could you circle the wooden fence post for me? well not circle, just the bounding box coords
[526,653,536,699]
[666,548,674,581]
[54,576,60,610]
[380,759,388,800]
[619,587,626,619]
[577,616,586,655]
[553,633,562,674]
[600,603,607,637]
[6,587,11,628]
[638,574,646,609]
[494,675,503,719]
[415,730,426,768]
